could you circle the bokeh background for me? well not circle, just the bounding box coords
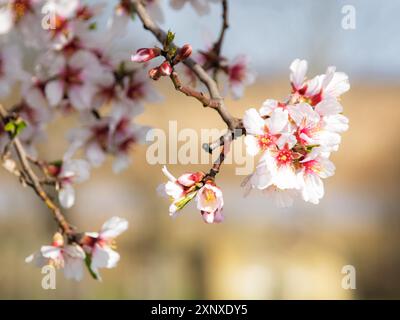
[1,0,400,299]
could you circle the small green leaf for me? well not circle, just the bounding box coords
[305,144,320,152]
[169,46,177,58]
[88,22,97,30]
[85,254,99,280]
[15,120,27,136]
[4,122,16,133]
[165,30,175,47]
[174,191,198,211]
[4,119,27,138]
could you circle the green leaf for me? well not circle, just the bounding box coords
[88,22,97,30]
[4,119,27,138]
[4,122,16,133]
[305,144,320,152]
[15,120,26,136]
[85,254,99,280]
[165,30,175,47]
[174,191,198,212]
[169,46,177,58]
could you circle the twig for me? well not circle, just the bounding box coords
[0,103,75,239]
[169,71,220,108]
[132,0,240,131]
[213,0,229,57]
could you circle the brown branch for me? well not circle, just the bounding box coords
[213,0,229,56]
[0,103,75,239]
[132,0,240,131]
[211,0,229,80]
[169,71,220,108]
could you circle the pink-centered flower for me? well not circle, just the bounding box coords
[44,50,106,110]
[243,107,293,156]
[242,58,349,206]
[227,55,256,99]
[196,181,224,224]
[67,112,149,173]
[52,158,90,208]
[289,58,350,106]
[25,232,86,281]
[159,165,205,216]
[82,216,128,281]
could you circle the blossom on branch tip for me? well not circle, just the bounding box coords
[196,181,224,224]
[242,58,349,206]
[25,232,86,281]
[158,166,205,216]
[82,216,128,281]
[50,158,91,209]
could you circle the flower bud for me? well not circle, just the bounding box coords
[174,44,192,63]
[148,67,161,81]
[159,61,173,76]
[177,171,205,187]
[52,232,64,247]
[131,47,161,63]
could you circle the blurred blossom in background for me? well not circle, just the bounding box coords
[1,0,400,299]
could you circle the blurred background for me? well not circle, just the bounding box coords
[1,0,400,299]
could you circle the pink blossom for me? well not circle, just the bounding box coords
[25,232,86,281]
[196,181,224,224]
[82,216,128,281]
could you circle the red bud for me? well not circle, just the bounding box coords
[148,67,161,80]
[159,61,172,76]
[131,48,161,63]
[179,44,192,60]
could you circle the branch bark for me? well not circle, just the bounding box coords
[132,0,240,131]
[0,103,74,238]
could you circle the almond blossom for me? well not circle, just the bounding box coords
[242,58,349,206]
[226,55,256,99]
[196,181,224,224]
[81,216,128,281]
[289,58,350,106]
[44,50,107,110]
[159,165,205,216]
[67,111,149,173]
[159,166,225,223]
[47,158,90,208]
[0,0,39,35]
[25,232,86,281]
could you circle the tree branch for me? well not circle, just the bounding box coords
[132,0,240,131]
[0,103,75,239]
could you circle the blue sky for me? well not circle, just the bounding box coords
[99,0,400,82]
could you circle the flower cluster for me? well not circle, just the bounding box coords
[26,216,128,281]
[0,0,160,208]
[242,59,349,207]
[159,166,224,224]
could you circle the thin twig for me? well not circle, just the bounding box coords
[132,0,240,131]
[169,71,220,108]
[0,103,75,238]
